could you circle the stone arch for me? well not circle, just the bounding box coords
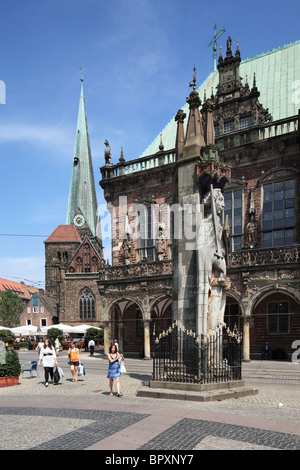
[107,296,145,320]
[225,290,244,331]
[226,290,245,314]
[106,296,146,356]
[150,295,172,338]
[246,284,300,317]
[248,284,300,360]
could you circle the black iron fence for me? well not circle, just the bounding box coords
[152,321,242,384]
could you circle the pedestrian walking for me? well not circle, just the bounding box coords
[36,338,44,357]
[55,337,61,357]
[107,342,124,397]
[37,339,58,387]
[88,338,95,356]
[68,341,80,382]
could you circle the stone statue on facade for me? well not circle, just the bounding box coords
[104,139,112,165]
[196,186,228,335]
[122,233,132,265]
[156,226,166,261]
[245,191,257,249]
[246,213,257,248]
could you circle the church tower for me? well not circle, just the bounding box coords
[45,81,103,311]
[66,79,103,255]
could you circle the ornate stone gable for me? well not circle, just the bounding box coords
[201,37,273,138]
[67,236,103,273]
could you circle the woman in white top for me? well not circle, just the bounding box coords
[38,339,58,387]
[37,339,44,356]
[54,338,60,357]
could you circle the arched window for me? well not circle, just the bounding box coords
[79,288,95,320]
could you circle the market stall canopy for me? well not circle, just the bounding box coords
[44,323,77,333]
[10,325,47,336]
[71,324,102,333]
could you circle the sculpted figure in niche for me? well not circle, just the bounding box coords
[196,186,228,335]
[122,233,132,265]
[156,226,166,261]
[246,213,257,248]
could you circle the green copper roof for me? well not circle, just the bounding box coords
[140,40,300,158]
[66,82,100,240]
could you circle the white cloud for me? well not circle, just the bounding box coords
[0,257,45,287]
[0,122,73,157]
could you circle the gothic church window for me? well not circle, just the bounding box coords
[79,288,95,320]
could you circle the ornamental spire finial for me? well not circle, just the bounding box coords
[189,65,197,91]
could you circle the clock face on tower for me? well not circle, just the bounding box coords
[73,214,85,227]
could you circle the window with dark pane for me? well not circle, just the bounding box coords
[79,288,95,320]
[240,116,252,129]
[224,303,240,330]
[262,180,295,247]
[224,189,243,252]
[267,301,289,334]
[224,120,234,134]
[137,207,154,261]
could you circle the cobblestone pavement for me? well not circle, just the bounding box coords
[0,351,300,451]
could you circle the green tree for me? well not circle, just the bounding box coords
[86,328,103,345]
[0,329,16,345]
[0,290,24,328]
[98,328,104,345]
[0,349,21,377]
[46,328,64,346]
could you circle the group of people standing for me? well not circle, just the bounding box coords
[36,337,125,396]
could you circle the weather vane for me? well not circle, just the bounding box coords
[80,66,86,82]
[207,24,226,72]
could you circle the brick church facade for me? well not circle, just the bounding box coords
[45,37,300,360]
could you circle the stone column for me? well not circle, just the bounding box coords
[143,320,151,359]
[118,322,124,353]
[243,318,251,362]
[103,321,110,355]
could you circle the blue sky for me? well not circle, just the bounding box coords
[0,0,299,288]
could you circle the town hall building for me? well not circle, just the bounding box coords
[44,37,300,360]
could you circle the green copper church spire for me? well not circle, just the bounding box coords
[66,79,102,250]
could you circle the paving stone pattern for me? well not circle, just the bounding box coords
[1,354,300,450]
[139,418,300,450]
[0,407,149,450]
